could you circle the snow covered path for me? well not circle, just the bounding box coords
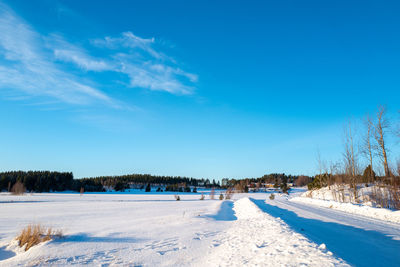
[203,198,348,267]
[251,195,400,267]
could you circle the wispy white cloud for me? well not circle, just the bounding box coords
[0,2,198,108]
[92,31,160,59]
[54,49,112,72]
[48,34,114,72]
[60,31,198,95]
[0,3,114,106]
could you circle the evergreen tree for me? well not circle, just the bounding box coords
[145,183,151,192]
[362,165,376,184]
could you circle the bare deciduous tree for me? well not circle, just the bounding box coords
[397,160,400,177]
[361,115,374,183]
[343,121,358,201]
[397,110,400,140]
[373,106,391,178]
[343,121,358,177]
[316,149,326,188]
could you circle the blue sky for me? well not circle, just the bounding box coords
[0,0,399,179]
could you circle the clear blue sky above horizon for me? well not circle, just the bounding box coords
[0,0,399,179]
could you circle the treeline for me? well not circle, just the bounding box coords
[222,173,297,187]
[76,174,220,192]
[0,171,74,192]
[221,173,309,193]
[0,171,221,193]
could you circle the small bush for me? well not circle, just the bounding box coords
[174,195,180,201]
[210,188,215,200]
[200,193,205,200]
[16,224,62,251]
[219,193,224,200]
[11,181,25,195]
[225,188,234,200]
[269,193,275,200]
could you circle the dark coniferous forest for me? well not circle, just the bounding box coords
[0,171,303,193]
[0,171,222,193]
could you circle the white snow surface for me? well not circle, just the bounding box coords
[204,197,347,267]
[264,192,400,266]
[292,187,400,224]
[0,192,348,266]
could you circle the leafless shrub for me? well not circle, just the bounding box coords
[269,193,275,200]
[396,160,400,177]
[388,179,400,210]
[371,183,389,208]
[294,175,312,187]
[304,190,313,198]
[11,181,25,195]
[209,188,215,200]
[367,178,400,210]
[331,184,339,202]
[16,224,62,251]
[174,195,180,201]
[200,193,205,200]
[343,121,359,202]
[225,188,234,200]
[338,185,346,203]
[219,193,224,200]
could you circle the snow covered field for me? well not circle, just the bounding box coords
[0,191,399,266]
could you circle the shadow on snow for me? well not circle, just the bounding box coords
[250,198,400,267]
[204,200,237,221]
[0,246,16,262]
[55,233,142,244]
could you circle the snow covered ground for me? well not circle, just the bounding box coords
[263,193,400,266]
[0,193,227,266]
[1,191,399,266]
[204,197,347,267]
[291,186,400,224]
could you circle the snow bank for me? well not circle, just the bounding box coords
[203,197,348,266]
[291,196,400,224]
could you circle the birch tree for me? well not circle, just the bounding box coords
[361,115,374,183]
[373,106,391,178]
[343,121,358,201]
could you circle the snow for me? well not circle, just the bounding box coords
[265,193,400,266]
[204,197,347,267]
[0,193,227,266]
[292,186,400,224]
[1,191,399,266]
[0,192,350,266]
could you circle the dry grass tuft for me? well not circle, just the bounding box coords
[16,224,62,251]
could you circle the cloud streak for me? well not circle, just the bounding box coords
[0,3,197,108]
[55,31,198,95]
[0,3,114,106]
